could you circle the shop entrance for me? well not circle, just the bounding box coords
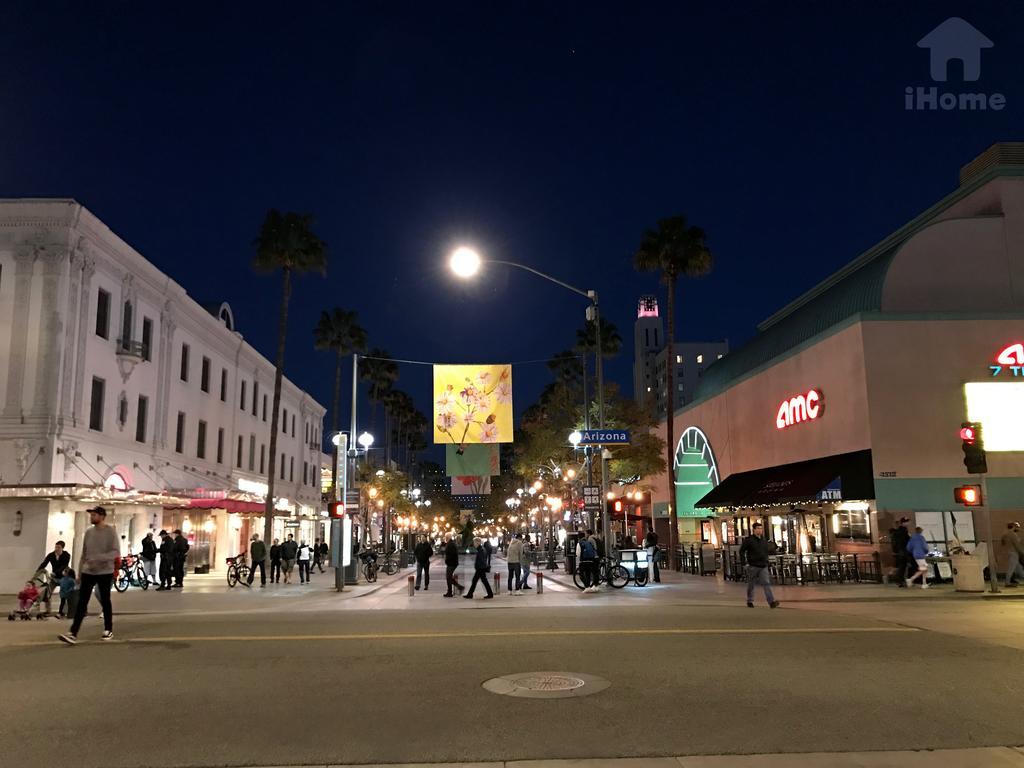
[769,510,825,555]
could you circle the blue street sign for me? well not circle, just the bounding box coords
[575,429,630,445]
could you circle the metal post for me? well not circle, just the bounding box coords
[981,473,1000,594]
[591,294,611,556]
[334,433,348,593]
[582,359,593,488]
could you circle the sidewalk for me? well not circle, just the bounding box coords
[213,747,1024,767]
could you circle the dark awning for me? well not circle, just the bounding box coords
[694,450,874,509]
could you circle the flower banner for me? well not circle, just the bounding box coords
[445,443,500,477]
[451,475,492,496]
[433,364,513,445]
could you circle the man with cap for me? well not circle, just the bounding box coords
[172,529,190,588]
[60,506,119,644]
[157,530,175,590]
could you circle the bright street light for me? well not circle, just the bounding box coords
[331,433,342,447]
[449,246,482,278]
[357,431,375,449]
[568,430,582,446]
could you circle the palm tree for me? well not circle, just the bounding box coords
[382,388,414,468]
[313,307,368,495]
[253,209,328,546]
[359,349,398,454]
[633,215,713,569]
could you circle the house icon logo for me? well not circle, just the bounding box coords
[917,17,993,82]
[905,18,1005,112]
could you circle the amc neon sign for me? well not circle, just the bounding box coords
[776,389,824,430]
[992,343,1024,377]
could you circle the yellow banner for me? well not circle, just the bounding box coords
[433,364,513,445]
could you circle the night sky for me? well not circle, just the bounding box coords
[3,1,1023,456]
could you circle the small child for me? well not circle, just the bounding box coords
[17,581,39,613]
[58,568,76,618]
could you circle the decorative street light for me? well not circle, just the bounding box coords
[357,432,375,450]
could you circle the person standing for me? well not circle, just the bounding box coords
[414,535,433,591]
[280,534,298,584]
[1000,523,1024,587]
[443,534,463,597]
[269,538,282,584]
[157,530,175,590]
[890,518,912,587]
[58,568,76,618]
[519,535,532,590]
[464,537,494,599]
[576,530,598,593]
[297,540,312,584]
[506,534,523,595]
[739,522,780,608]
[60,507,119,644]
[905,526,930,588]
[247,534,268,587]
[644,529,661,583]
[172,529,190,588]
[140,533,158,585]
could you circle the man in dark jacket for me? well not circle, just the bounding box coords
[269,539,282,583]
[140,533,158,585]
[890,518,911,587]
[414,536,433,591]
[644,529,660,583]
[280,534,298,584]
[443,534,464,597]
[739,522,779,608]
[38,541,72,579]
[172,530,190,588]
[464,537,493,600]
[247,534,268,587]
[157,530,175,590]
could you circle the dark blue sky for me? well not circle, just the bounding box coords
[3,1,1022,451]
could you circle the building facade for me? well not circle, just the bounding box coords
[0,200,326,592]
[644,143,1024,577]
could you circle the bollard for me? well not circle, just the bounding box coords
[407,575,415,596]
[494,573,501,593]
[537,572,544,594]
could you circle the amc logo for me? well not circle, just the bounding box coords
[776,389,824,430]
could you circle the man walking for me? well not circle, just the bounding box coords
[247,533,267,587]
[1001,522,1024,587]
[280,534,298,584]
[60,506,119,644]
[140,532,158,585]
[506,534,523,595]
[172,529,189,588]
[519,536,533,590]
[297,540,312,584]
[644,528,661,583]
[157,530,175,590]
[890,517,911,587]
[313,538,325,574]
[576,530,599,593]
[443,534,463,597]
[464,537,494,600]
[269,538,282,584]
[739,522,780,608]
[905,526,930,589]
[414,535,433,591]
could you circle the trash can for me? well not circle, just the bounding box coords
[951,553,985,592]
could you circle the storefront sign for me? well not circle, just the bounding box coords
[990,342,1024,376]
[775,389,823,429]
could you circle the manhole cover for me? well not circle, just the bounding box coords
[482,671,610,699]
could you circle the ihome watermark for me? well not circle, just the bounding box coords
[905,17,1005,111]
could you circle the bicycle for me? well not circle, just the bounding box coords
[114,553,149,593]
[225,553,250,588]
[359,550,399,582]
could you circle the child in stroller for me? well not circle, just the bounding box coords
[8,570,52,621]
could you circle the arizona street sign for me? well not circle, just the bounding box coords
[575,429,630,445]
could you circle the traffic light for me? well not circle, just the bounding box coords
[613,499,623,513]
[328,501,345,518]
[960,421,988,474]
[953,484,983,506]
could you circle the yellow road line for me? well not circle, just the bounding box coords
[8,626,918,647]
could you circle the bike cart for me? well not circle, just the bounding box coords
[617,548,650,587]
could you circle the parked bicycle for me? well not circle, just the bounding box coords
[114,553,149,593]
[572,555,648,589]
[225,553,250,588]
[359,549,399,582]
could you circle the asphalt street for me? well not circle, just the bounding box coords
[3,567,1024,768]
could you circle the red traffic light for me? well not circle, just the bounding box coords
[613,500,623,512]
[959,426,976,443]
[953,485,982,506]
[328,501,345,518]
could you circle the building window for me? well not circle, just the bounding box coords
[175,412,185,453]
[136,395,148,443]
[89,377,105,431]
[201,357,210,393]
[282,408,288,434]
[240,380,247,411]
[262,395,267,422]
[141,317,153,361]
[289,456,294,482]
[260,444,265,474]
[833,508,872,541]
[303,461,309,485]
[180,344,190,382]
[197,420,207,459]
[252,382,259,417]
[236,436,243,468]
[95,289,110,339]
[305,422,309,444]
[280,453,286,480]
[291,414,296,438]
[675,354,682,364]
[249,434,256,471]
[696,354,703,364]
[217,428,224,464]
[220,369,227,402]
[117,394,129,427]
[120,301,133,347]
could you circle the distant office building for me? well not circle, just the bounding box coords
[632,296,663,406]
[653,341,729,418]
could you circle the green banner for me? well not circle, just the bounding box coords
[446,443,500,476]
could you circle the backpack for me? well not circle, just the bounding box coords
[579,538,596,560]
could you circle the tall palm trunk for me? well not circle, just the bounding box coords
[665,275,677,570]
[330,348,342,497]
[384,407,391,467]
[263,268,292,546]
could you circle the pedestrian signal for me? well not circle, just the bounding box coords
[953,485,982,506]
[329,502,345,518]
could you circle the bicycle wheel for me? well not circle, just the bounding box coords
[364,564,378,582]
[136,566,149,590]
[114,569,130,593]
[227,567,238,588]
[382,559,399,576]
[634,568,649,587]
[608,565,629,589]
[572,569,586,590]
[237,565,251,585]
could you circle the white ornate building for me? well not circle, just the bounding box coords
[0,200,326,592]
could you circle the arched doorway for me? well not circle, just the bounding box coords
[674,426,719,518]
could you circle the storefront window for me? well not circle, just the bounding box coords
[832,509,871,540]
[915,511,977,554]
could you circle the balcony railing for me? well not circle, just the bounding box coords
[116,338,146,359]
